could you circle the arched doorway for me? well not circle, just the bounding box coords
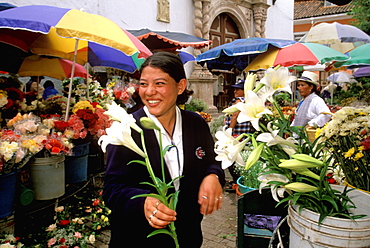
[210,13,241,111]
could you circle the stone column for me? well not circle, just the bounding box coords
[190,0,218,113]
[253,5,268,38]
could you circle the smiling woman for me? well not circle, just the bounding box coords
[100,51,225,248]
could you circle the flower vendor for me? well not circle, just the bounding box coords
[291,71,332,128]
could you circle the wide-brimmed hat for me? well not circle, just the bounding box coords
[297,71,319,86]
[230,79,245,89]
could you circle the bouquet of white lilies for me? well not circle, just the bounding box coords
[215,67,364,224]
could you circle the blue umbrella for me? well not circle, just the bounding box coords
[196,37,297,71]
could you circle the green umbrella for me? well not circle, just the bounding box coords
[334,43,370,68]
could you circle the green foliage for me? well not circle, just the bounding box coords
[348,0,370,34]
[184,98,208,112]
[337,79,370,106]
[210,115,225,138]
[234,156,264,189]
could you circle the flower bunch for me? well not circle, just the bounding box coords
[84,190,111,231]
[111,78,139,109]
[87,79,115,107]
[65,100,113,140]
[3,113,74,161]
[45,205,96,248]
[215,67,364,224]
[318,106,370,191]
[99,102,180,247]
[0,233,23,248]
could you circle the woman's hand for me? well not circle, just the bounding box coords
[198,174,223,216]
[145,197,177,229]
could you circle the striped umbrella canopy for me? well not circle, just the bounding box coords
[0,5,152,119]
[334,43,370,68]
[245,43,349,71]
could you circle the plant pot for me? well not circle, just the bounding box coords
[30,155,65,200]
[0,172,17,218]
[65,143,89,184]
[236,177,256,195]
[287,185,370,247]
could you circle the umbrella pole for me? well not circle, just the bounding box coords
[65,39,79,122]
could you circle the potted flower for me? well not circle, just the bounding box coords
[234,147,264,195]
[214,68,370,247]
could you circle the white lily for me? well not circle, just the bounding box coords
[104,101,142,133]
[256,130,298,156]
[258,173,290,202]
[98,121,146,158]
[214,127,248,169]
[235,90,273,131]
[260,67,296,95]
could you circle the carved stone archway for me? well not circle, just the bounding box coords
[190,0,269,113]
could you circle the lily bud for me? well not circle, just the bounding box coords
[140,117,160,131]
[279,159,322,170]
[291,154,324,166]
[222,105,239,114]
[245,73,257,91]
[284,182,318,192]
[245,143,264,170]
[292,169,320,180]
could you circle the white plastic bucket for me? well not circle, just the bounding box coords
[288,185,370,247]
[30,155,65,200]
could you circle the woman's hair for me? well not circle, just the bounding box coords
[139,51,193,105]
[43,80,54,89]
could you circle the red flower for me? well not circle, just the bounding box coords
[361,136,370,151]
[53,120,69,132]
[58,220,70,226]
[326,173,337,184]
[92,199,100,206]
[59,238,66,244]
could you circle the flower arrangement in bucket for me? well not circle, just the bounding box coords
[98,102,180,247]
[318,106,370,192]
[214,67,367,225]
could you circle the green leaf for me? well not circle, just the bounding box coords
[131,194,166,203]
[147,229,174,238]
[128,160,147,166]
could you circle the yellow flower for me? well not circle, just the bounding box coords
[72,100,94,114]
[343,147,355,158]
[354,152,364,161]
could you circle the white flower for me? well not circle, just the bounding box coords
[256,130,298,156]
[260,67,296,96]
[214,127,248,169]
[235,90,273,131]
[258,173,290,202]
[98,121,145,157]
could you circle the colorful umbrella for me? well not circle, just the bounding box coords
[196,37,297,71]
[0,5,151,119]
[300,22,370,53]
[334,43,370,68]
[245,43,349,71]
[16,55,88,80]
[0,9,151,73]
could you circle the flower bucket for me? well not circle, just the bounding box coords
[288,185,370,247]
[237,177,256,195]
[65,143,89,184]
[0,172,17,219]
[30,155,65,200]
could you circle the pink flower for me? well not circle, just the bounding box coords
[47,238,56,247]
[74,232,82,239]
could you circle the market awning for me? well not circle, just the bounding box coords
[127,28,212,50]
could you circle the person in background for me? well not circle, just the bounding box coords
[291,71,332,128]
[42,80,59,100]
[224,79,256,192]
[102,52,225,248]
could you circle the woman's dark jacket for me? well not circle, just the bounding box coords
[103,108,225,248]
